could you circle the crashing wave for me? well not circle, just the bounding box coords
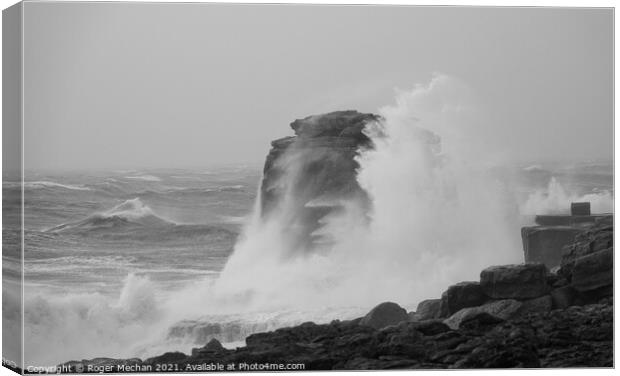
[520,177,614,215]
[47,198,174,233]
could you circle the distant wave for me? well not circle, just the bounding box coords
[103,198,166,221]
[47,198,174,233]
[25,255,138,273]
[219,185,245,192]
[523,164,547,172]
[4,181,92,191]
[125,175,162,182]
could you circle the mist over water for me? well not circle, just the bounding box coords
[14,76,613,366]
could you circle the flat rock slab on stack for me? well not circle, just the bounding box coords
[480,263,549,299]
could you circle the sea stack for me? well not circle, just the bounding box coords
[258,110,379,254]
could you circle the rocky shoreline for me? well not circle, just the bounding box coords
[56,220,612,372]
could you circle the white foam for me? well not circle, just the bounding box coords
[520,177,613,215]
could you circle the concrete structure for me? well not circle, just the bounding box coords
[521,202,612,269]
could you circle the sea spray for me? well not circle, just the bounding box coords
[23,274,165,366]
[214,74,524,310]
[521,176,613,215]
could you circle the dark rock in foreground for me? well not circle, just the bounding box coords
[61,298,612,371]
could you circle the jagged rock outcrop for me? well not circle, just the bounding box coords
[259,110,379,254]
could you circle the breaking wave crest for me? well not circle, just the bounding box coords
[521,177,613,215]
[47,198,174,233]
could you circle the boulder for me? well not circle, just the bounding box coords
[191,338,225,357]
[439,282,487,317]
[480,263,549,299]
[443,299,522,330]
[570,248,613,292]
[360,302,409,329]
[415,299,442,320]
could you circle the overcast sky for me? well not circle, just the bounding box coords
[23,3,612,170]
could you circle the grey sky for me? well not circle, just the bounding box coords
[23,3,613,170]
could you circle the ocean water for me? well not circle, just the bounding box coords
[4,166,268,365]
[3,161,613,367]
